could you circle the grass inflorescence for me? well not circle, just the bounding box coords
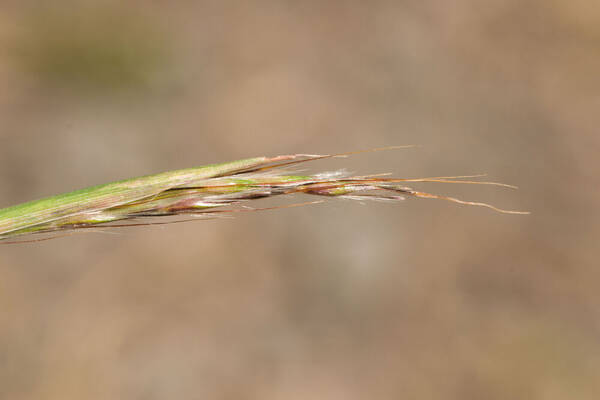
[0,148,528,243]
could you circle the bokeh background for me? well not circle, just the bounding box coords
[1,1,599,399]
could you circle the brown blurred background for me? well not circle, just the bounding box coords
[1,1,599,399]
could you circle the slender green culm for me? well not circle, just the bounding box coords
[0,149,528,242]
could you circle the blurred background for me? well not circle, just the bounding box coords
[1,0,599,399]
